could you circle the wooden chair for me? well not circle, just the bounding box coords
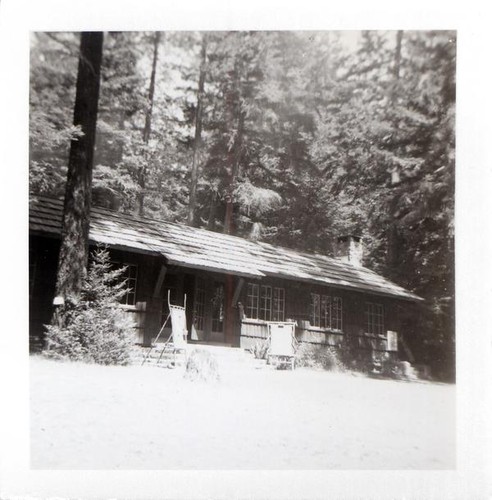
[267,322,297,370]
[142,291,188,366]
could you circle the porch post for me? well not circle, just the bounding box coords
[224,274,235,345]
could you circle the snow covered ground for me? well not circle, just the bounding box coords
[30,354,455,470]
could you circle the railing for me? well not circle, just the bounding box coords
[239,320,397,353]
[296,327,344,347]
[240,319,344,349]
[239,319,268,350]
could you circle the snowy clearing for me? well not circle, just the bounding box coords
[30,355,455,470]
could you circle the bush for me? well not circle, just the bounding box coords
[184,349,220,382]
[251,339,269,360]
[295,343,345,371]
[43,248,136,365]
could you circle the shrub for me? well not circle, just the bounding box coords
[43,248,136,365]
[295,343,345,371]
[251,339,269,360]
[184,349,220,382]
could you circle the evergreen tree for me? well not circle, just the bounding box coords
[30,30,456,378]
[44,248,136,365]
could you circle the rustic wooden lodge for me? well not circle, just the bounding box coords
[29,196,422,361]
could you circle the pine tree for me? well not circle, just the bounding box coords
[45,248,136,364]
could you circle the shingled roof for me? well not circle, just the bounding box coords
[29,195,422,301]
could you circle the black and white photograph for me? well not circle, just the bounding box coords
[1,0,491,499]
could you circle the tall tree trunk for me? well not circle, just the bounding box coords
[187,34,208,226]
[53,32,103,323]
[223,57,244,235]
[138,31,160,216]
[387,30,404,272]
[207,190,218,231]
[223,111,244,234]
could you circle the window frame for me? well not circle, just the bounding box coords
[310,293,343,332]
[246,283,260,319]
[365,302,385,336]
[246,283,285,322]
[211,283,225,333]
[272,287,285,322]
[193,283,206,331]
[111,261,138,307]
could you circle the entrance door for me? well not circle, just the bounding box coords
[192,279,225,343]
[209,282,225,343]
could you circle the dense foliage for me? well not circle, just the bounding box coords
[31,30,455,378]
[44,248,136,365]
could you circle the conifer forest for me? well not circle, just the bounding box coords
[29,31,456,379]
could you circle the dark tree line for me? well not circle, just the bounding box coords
[30,30,456,378]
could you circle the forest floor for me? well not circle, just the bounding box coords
[30,354,455,470]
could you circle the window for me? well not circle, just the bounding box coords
[211,283,224,332]
[111,262,138,306]
[310,293,343,331]
[259,285,272,320]
[193,283,206,331]
[246,283,259,319]
[272,287,285,321]
[120,263,138,306]
[246,283,285,321]
[365,302,384,335]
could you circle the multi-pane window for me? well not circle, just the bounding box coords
[246,283,260,319]
[272,287,285,321]
[246,283,285,321]
[193,283,206,331]
[112,262,138,306]
[365,302,384,335]
[310,293,343,331]
[259,285,272,320]
[211,283,224,333]
[332,297,342,330]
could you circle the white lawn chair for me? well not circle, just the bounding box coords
[142,291,188,366]
[168,303,188,352]
[267,322,297,370]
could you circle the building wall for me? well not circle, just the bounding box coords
[29,236,165,349]
[107,248,162,345]
[29,236,59,350]
[237,277,404,355]
[29,234,408,359]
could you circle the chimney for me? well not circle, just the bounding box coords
[334,234,363,267]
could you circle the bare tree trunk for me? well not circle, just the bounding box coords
[207,190,218,231]
[223,110,244,234]
[187,34,207,226]
[387,30,404,271]
[223,57,244,235]
[138,31,160,216]
[53,32,103,323]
